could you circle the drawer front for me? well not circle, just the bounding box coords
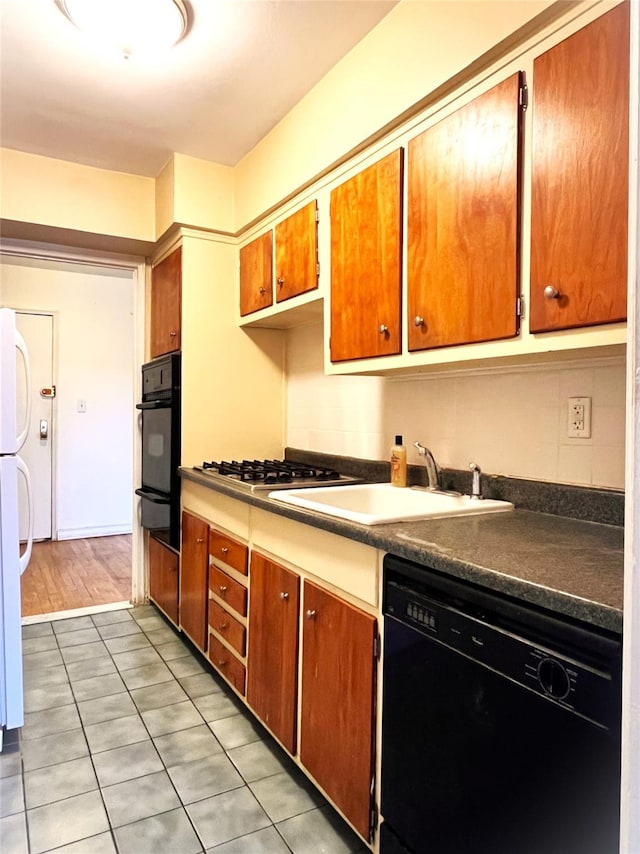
[209,565,248,616]
[208,599,246,657]
[210,529,248,576]
[209,633,246,695]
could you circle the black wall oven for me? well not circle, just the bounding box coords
[380,554,622,854]
[135,353,181,549]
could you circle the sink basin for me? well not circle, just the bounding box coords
[268,482,513,525]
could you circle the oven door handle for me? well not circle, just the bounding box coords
[136,400,171,410]
[135,488,171,504]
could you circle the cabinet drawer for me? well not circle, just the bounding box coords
[209,633,246,695]
[209,565,248,616]
[208,599,246,657]
[209,529,248,575]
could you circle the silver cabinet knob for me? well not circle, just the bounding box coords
[169,331,177,337]
[219,585,228,593]
[305,609,317,619]
[414,316,424,327]
[196,538,204,544]
[544,285,560,300]
[277,277,284,287]
[280,592,289,601]
[379,324,389,334]
[259,286,266,295]
[220,546,228,555]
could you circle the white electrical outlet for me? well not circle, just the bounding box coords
[567,396,591,438]
[77,399,87,413]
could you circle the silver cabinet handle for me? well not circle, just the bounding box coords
[280,592,289,601]
[196,537,204,544]
[169,331,177,337]
[414,316,424,327]
[277,277,285,287]
[306,609,317,619]
[219,585,228,593]
[220,546,228,555]
[544,285,560,300]
[379,324,389,334]
[39,419,48,440]
[259,286,266,295]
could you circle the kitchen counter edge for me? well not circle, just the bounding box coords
[179,468,623,634]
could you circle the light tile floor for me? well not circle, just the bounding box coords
[0,606,367,854]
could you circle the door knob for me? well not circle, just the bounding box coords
[544,285,560,300]
[39,419,48,440]
[414,316,425,327]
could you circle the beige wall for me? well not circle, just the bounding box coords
[0,148,155,241]
[180,233,285,464]
[286,321,626,489]
[233,0,557,227]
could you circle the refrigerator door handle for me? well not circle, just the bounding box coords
[15,329,32,452]
[16,455,33,574]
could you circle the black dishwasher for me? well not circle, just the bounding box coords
[380,554,622,854]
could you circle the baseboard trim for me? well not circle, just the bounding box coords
[56,525,133,541]
[21,600,132,625]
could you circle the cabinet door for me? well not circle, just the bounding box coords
[150,246,182,358]
[180,511,208,651]
[407,73,522,351]
[530,4,629,332]
[275,201,319,303]
[300,581,377,840]
[240,232,273,316]
[148,536,179,626]
[247,553,300,754]
[330,150,403,362]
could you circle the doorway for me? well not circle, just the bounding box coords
[0,246,146,618]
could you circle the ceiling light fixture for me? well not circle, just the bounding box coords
[57,0,189,59]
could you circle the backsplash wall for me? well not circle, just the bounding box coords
[285,321,626,490]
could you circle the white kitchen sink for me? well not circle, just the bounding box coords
[268,482,513,525]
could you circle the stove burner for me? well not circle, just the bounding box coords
[195,459,348,491]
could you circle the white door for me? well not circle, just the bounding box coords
[15,312,54,541]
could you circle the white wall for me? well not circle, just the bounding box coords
[1,255,135,538]
[286,321,626,489]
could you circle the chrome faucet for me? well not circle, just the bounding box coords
[469,462,483,500]
[413,442,441,491]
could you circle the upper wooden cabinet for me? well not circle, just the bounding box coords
[330,149,403,362]
[240,232,273,316]
[150,246,181,358]
[180,511,209,651]
[529,3,629,333]
[247,553,300,754]
[275,201,319,303]
[407,74,523,351]
[300,581,377,841]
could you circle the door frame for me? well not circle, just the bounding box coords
[15,308,57,542]
[0,239,147,606]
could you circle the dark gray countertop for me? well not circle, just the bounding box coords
[180,467,624,634]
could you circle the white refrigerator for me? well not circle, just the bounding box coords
[0,307,33,746]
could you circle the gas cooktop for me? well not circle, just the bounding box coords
[192,459,360,492]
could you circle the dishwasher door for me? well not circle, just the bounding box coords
[380,555,622,854]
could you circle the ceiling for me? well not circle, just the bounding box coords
[0,0,398,178]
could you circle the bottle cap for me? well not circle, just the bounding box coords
[395,435,402,445]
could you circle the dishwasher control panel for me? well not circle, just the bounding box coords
[385,575,620,731]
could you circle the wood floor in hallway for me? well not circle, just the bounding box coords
[21,534,132,617]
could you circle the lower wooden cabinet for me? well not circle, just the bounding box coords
[148,535,179,626]
[180,511,209,651]
[247,553,300,754]
[300,580,377,841]
[208,633,246,695]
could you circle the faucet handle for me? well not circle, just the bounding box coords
[469,462,482,500]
